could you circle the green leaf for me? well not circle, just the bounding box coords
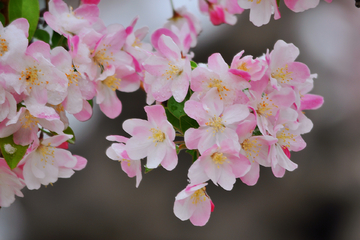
[186,149,199,162]
[8,0,39,41]
[165,108,181,132]
[87,99,94,108]
[190,60,197,70]
[51,31,67,49]
[167,96,186,119]
[0,135,28,169]
[179,115,199,133]
[252,126,262,136]
[0,13,5,26]
[33,29,50,44]
[63,126,76,144]
[144,166,155,173]
[277,0,280,6]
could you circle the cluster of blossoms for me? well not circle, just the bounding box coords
[0,0,325,227]
[198,0,332,26]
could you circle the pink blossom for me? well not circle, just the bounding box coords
[188,139,250,190]
[198,0,243,25]
[123,105,178,171]
[144,34,190,104]
[184,88,249,153]
[106,135,142,187]
[238,0,280,27]
[173,182,213,226]
[0,158,25,207]
[44,0,100,37]
[236,114,277,185]
[268,124,306,177]
[268,40,311,91]
[191,53,250,106]
[22,134,87,190]
[229,50,267,81]
[0,18,29,67]
[164,6,201,47]
[284,0,331,13]
[0,106,64,146]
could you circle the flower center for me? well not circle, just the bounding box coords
[37,145,55,168]
[0,37,8,56]
[65,67,80,86]
[241,138,262,162]
[20,110,39,130]
[237,62,249,72]
[163,62,181,80]
[276,127,296,148]
[256,95,278,117]
[20,66,46,91]
[92,45,114,68]
[191,187,207,205]
[271,64,293,84]
[149,128,165,146]
[103,75,121,91]
[208,78,230,100]
[205,115,225,134]
[211,152,228,168]
[132,37,142,48]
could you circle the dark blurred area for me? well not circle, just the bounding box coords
[2,0,360,239]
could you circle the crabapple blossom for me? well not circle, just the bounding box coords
[173,182,214,226]
[236,115,277,185]
[106,135,142,188]
[229,50,267,81]
[284,0,332,13]
[190,53,250,106]
[22,134,87,190]
[164,6,201,47]
[238,0,280,27]
[0,106,64,146]
[123,105,178,170]
[143,34,191,104]
[267,40,311,91]
[44,0,101,37]
[0,158,25,207]
[188,139,251,190]
[198,0,244,25]
[184,87,249,153]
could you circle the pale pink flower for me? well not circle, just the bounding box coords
[188,139,250,190]
[123,105,178,171]
[0,85,17,122]
[198,0,243,25]
[144,34,190,104]
[238,0,280,27]
[0,18,29,67]
[284,0,331,13]
[0,106,64,146]
[0,158,25,207]
[22,134,87,190]
[106,135,142,188]
[44,0,100,37]
[174,182,214,226]
[229,50,267,81]
[268,124,306,177]
[267,40,311,90]
[164,6,201,47]
[190,53,250,106]
[184,88,249,153]
[236,114,277,185]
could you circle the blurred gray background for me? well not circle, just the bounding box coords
[2,0,360,239]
